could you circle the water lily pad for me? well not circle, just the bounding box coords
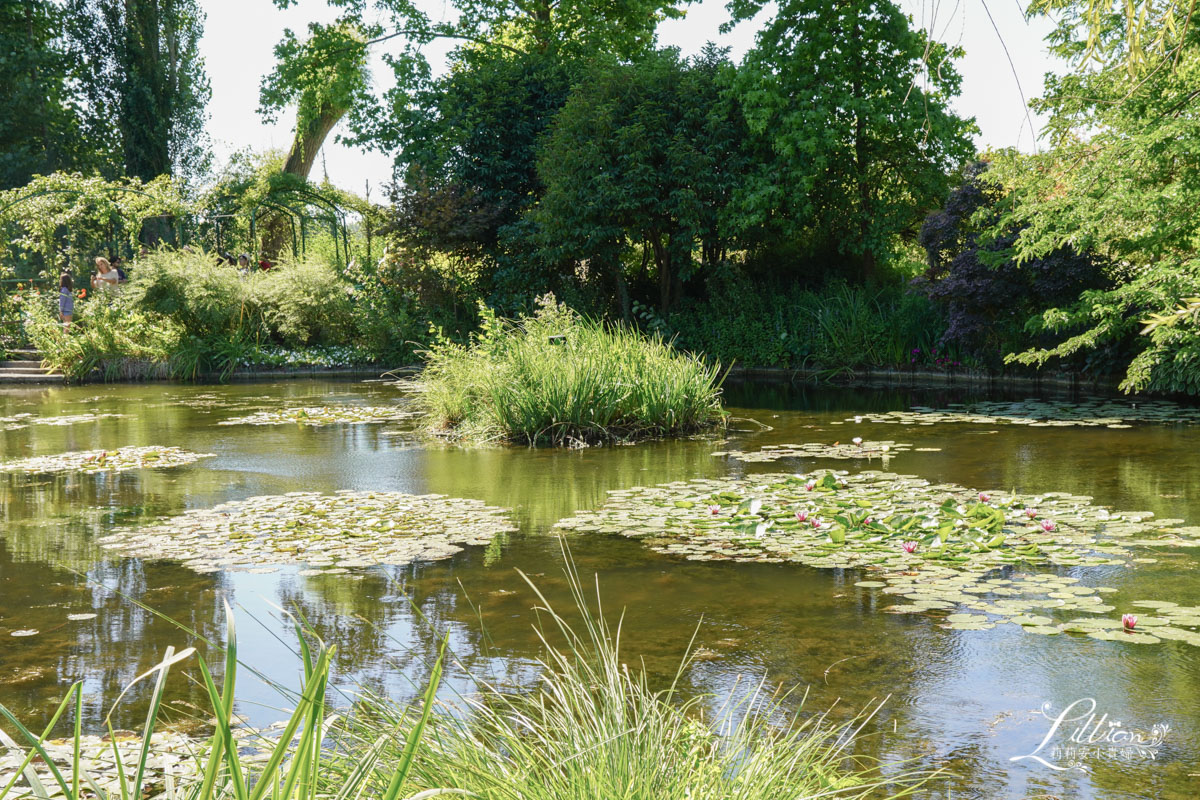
[98,491,517,572]
[0,446,214,475]
[218,406,419,426]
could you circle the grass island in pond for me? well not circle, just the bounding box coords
[414,297,726,446]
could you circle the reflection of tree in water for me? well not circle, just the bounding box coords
[0,538,227,732]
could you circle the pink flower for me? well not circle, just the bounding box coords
[1041,519,1056,532]
[978,492,990,503]
[1024,508,1037,519]
[901,541,918,553]
[795,510,808,523]
[810,517,822,528]
[708,505,720,515]
[864,517,873,525]
[1122,614,1138,630]
[804,481,815,492]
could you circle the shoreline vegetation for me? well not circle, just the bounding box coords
[0,565,921,800]
[414,297,727,446]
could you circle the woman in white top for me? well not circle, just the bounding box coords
[92,257,120,290]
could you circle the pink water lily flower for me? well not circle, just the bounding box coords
[901,541,918,553]
[1122,614,1138,630]
[1024,508,1038,519]
[804,481,816,492]
[795,510,809,523]
[978,492,990,503]
[1041,519,1056,532]
[708,505,721,515]
[810,517,822,528]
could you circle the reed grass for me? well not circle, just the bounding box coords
[418,295,726,445]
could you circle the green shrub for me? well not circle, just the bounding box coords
[419,295,726,445]
[24,293,184,380]
[253,260,355,347]
[126,249,258,338]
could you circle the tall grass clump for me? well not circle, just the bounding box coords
[418,295,726,445]
[325,555,921,800]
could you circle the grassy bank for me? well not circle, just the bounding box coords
[417,297,726,445]
[0,567,919,800]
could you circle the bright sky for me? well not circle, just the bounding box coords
[200,0,1059,196]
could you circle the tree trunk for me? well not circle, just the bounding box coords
[851,13,875,283]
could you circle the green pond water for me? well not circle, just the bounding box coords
[1,378,1198,799]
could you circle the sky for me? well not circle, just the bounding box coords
[199,0,1060,195]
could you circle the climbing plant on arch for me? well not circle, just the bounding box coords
[0,173,189,280]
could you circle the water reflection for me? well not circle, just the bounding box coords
[2,379,1200,798]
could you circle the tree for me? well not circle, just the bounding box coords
[728,0,976,281]
[535,47,748,314]
[988,10,1200,393]
[0,1,111,188]
[259,21,373,181]
[915,163,1106,364]
[65,0,211,182]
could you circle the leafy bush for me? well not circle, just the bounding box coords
[22,291,184,380]
[127,249,257,338]
[418,295,726,445]
[915,163,1107,366]
[254,260,354,347]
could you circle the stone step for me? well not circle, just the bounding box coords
[0,371,63,383]
[4,349,41,360]
[0,360,45,369]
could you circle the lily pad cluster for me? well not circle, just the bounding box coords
[0,412,126,431]
[849,398,1200,428]
[0,446,214,475]
[97,491,517,572]
[554,470,1200,646]
[218,406,419,426]
[712,440,911,462]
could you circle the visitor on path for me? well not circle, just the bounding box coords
[111,257,127,283]
[58,273,74,331]
[91,257,119,291]
[237,253,251,276]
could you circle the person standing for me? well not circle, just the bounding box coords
[91,257,119,291]
[59,272,74,331]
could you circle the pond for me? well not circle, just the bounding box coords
[1,378,1197,799]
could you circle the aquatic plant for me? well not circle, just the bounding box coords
[847,398,1200,428]
[555,470,1200,646]
[0,412,126,431]
[97,491,517,573]
[416,296,726,445]
[0,570,918,800]
[713,440,911,463]
[218,405,420,426]
[1123,614,1138,630]
[320,559,921,799]
[0,608,442,800]
[0,446,213,475]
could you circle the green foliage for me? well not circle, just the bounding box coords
[728,0,976,279]
[419,295,726,445]
[991,10,1200,393]
[22,291,183,380]
[668,274,954,372]
[0,173,188,279]
[64,0,211,182]
[535,46,747,313]
[0,1,99,189]
[256,260,355,347]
